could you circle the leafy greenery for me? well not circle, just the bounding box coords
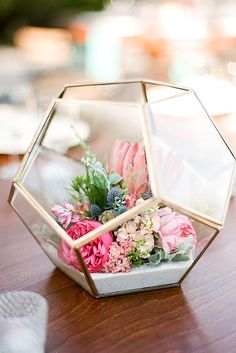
[72,170,108,210]
[71,143,124,213]
[127,249,143,267]
[108,173,123,185]
[148,243,192,267]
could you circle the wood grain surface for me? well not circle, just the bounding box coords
[1,179,236,353]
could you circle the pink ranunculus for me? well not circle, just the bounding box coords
[158,207,196,254]
[109,140,149,194]
[51,203,80,228]
[58,220,113,273]
[103,242,132,274]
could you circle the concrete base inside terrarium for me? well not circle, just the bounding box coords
[91,258,193,294]
[42,243,193,296]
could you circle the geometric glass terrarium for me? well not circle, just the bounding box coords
[9,80,236,297]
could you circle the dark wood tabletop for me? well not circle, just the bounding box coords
[1,178,236,353]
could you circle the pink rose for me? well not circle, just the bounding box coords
[158,207,196,254]
[58,220,113,273]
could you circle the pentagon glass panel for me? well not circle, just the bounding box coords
[147,87,235,225]
[10,185,93,294]
[19,97,146,214]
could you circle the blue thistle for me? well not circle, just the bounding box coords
[107,188,123,209]
[117,205,128,215]
[90,204,102,220]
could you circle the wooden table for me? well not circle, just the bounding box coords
[1,179,236,353]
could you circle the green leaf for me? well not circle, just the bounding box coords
[109,173,123,185]
[87,183,107,210]
[148,249,163,266]
[171,254,190,262]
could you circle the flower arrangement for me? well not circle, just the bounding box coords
[52,140,196,274]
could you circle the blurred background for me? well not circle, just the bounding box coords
[1,0,236,180]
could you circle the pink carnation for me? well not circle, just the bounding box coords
[103,242,132,274]
[158,207,196,254]
[58,220,113,273]
[51,203,80,228]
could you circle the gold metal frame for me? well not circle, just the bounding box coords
[8,80,236,298]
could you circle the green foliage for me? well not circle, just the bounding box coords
[87,181,107,210]
[71,139,123,213]
[109,173,123,185]
[148,243,192,267]
[72,151,110,210]
[72,171,107,210]
[127,249,143,267]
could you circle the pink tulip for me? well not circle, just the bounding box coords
[109,140,149,194]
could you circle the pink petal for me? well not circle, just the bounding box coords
[123,164,134,194]
[110,140,124,173]
[122,143,138,179]
[132,146,148,192]
[117,142,130,176]
[64,203,75,211]
[58,241,73,265]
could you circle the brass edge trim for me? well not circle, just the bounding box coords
[14,183,74,247]
[142,79,191,91]
[8,183,15,204]
[62,79,190,92]
[73,197,157,248]
[64,79,144,88]
[162,196,222,230]
[141,81,148,103]
[74,249,98,296]
[58,87,66,98]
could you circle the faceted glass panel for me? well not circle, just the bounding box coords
[11,186,93,294]
[144,82,188,104]
[147,90,235,224]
